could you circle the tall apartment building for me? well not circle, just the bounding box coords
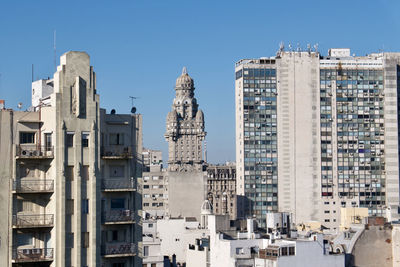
[142,148,163,172]
[235,48,400,228]
[0,51,142,267]
[142,150,167,218]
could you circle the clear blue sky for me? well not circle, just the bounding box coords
[1,0,400,164]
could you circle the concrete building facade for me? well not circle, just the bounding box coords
[206,164,237,219]
[0,51,142,267]
[235,48,400,228]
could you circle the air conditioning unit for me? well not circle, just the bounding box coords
[124,210,131,217]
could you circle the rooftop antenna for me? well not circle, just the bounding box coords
[313,43,319,53]
[279,41,284,52]
[288,43,292,52]
[129,96,139,113]
[53,30,56,72]
[307,44,311,54]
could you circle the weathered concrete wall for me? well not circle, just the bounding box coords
[167,171,206,221]
[352,226,393,267]
[0,110,12,267]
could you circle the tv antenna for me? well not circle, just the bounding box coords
[129,96,140,114]
[53,30,57,72]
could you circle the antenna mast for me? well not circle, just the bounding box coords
[53,30,56,72]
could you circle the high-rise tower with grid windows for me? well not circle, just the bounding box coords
[235,48,400,229]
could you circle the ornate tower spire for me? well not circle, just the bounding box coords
[165,68,206,171]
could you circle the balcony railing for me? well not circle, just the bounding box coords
[102,178,136,191]
[101,146,133,159]
[13,179,54,193]
[102,243,136,257]
[103,209,135,224]
[13,214,54,228]
[12,248,53,262]
[16,145,54,159]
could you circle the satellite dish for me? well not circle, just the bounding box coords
[17,102,23,110]
[111,109,116,114]
[131,107,136,114]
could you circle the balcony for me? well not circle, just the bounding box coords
[101,146,133,159]
[103,210,135,224]
[12,248,53,263]
[13,214,54,228]
[16,145,54,159]
[102,178,136,192]
[13,179,54,193]
[102,243,136,258]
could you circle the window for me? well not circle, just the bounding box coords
[82,232,89,248]
[152,176,159,180]
[143,185,149,189]
[66,166,74,181]
[112,230,118,241]
[82,165,89,180]
[67,133,74,147]
[143,203,149,207]
[82,199,89,214]
[19,200,33,212]
[143,246,149,257]
[17,233,33,246]
[110,133,124,145]
[20,132,35,144]
[281,247,288,256]
[148,223,153,228]
[66,233,74,248]
[110,165,124,177]
[289,246,295,255]
[44,133,52,150]
[112,263,125,267]
[67,199,74,215]
[82,132,89,147]
[110,198,125,209]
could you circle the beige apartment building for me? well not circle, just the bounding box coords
[0,51,142,267]
[235,48,400,229]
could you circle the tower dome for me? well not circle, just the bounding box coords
[175,67,194,89]
[201,200,213,215]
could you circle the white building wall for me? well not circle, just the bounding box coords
[276,52,322,224]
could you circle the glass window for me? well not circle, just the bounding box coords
[44,133,52,150]
[66,133,74,147]
[20,132,35,144]
[109,133,124,145]
[82,232,89,248]
[17,233,33,246]
[82,132,89,147]
[82,199,89,214]
[110,198,125,209]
